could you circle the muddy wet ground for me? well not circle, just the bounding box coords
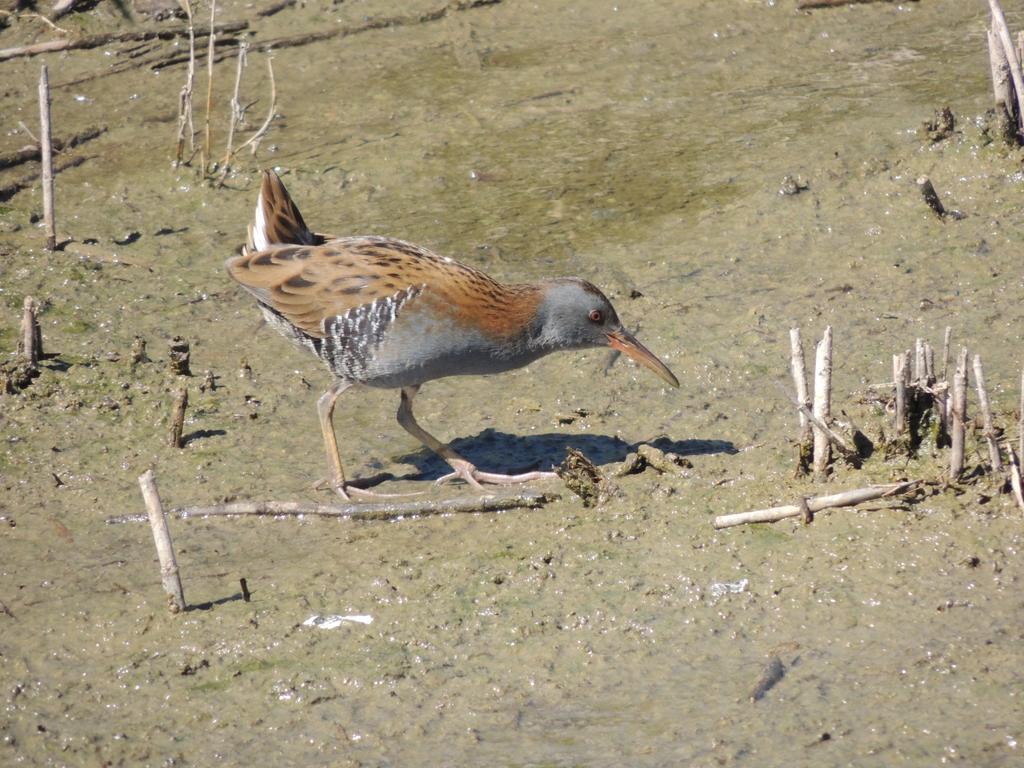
[2,0,1024,765]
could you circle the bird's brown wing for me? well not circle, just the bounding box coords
[226,236,529,338]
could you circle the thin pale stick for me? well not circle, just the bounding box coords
[218,40,248,182]
[790,328,811,444]
[972,355,1003,472]
[794,401,857,460]
[175,0,196,166]
[894,353,906,437]
[236,56,276,156]
[713,482,919,529]
[1005,442,1024,511]
[950,370,967,480]
[812,326,832,476]
[201,0,217,175]
[107,490,551,524]
[38,64,56,251]
[138,470,186,613]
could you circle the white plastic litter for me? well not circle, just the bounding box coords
[708,578,749,600]
[302,614,374,629]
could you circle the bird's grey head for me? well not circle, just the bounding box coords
[536,278,622,349]
[535,277,679,387]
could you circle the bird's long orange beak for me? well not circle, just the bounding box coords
[606,328,679,388]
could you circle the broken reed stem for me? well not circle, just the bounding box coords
[169,386,188,449]
[972,355,1003,473]
[1019,369,1023,467]
[988,27,1016,139]
[105,490,551,525]
[893,353,907,437]
[201,0,217,175]
[168,336,191,376]
[236,56,276,157]
[1005,441,1024,511]
[18,297,41,366]
[790,328,812,445]
[713,482,918,529]
[174,0,196,166]
[812,326,833,477]
[950,370,967,480]
[38,64,56,251]
[917,176,947,218]
[794,402,858,461]
[749,656,786,702]
[138,470,186,613]
[989,28,1013,112]
[218,39,248,184]
[989,0,1024,135]
[939,327,952,433]
[941,327,952,381]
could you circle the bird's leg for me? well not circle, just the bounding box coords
[396,386,557,488]
[316,380,422,500]
[317,380,357,499]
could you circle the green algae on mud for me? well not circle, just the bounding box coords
[2,0,1024,766]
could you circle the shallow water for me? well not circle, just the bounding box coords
[2,0,1024,765]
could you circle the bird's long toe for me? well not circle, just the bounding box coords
[314,476,422,500]
[435,459,556,489]
[472,469,559,484]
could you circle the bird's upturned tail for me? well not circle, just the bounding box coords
[247,170,318,252]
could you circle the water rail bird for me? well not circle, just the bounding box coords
[226,171,678,498]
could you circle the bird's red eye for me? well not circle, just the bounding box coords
[589,309,603,323]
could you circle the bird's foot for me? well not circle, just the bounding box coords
[313,476,423,500]
[435,459,558,489]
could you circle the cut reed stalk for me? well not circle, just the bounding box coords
[972,355,1002,473]
[138,470,186,613]
[812,326,832,477]
[18,297,41,365]
[38,64,56,251]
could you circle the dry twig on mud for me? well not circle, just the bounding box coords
[233,56,276,159]
[107,491,552,524]
[712,482,919,529]
[218,39,248,182]
[0,20,247,62]
[138,471,187,613]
